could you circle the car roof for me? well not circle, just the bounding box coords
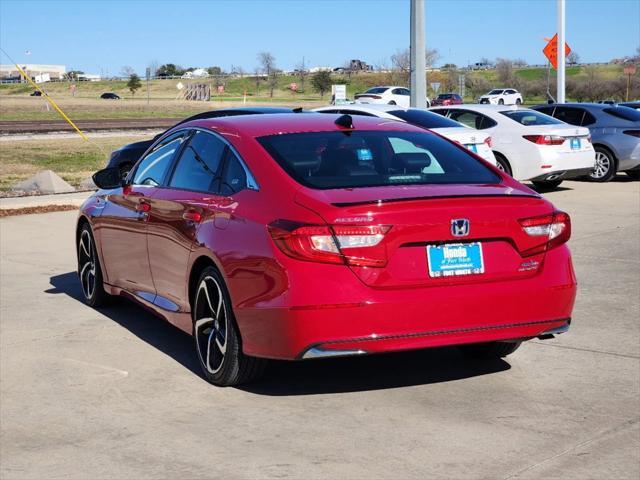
[430,104,520,112]
[314,103,401,115]
[181,113,425,137]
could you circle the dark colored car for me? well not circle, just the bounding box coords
[620,102,640,111]
[81,113,575,386]
[100,93,121,100]
[106,107,303,177]
[30,91,42,97]
[531,103,640,181]
[431,93,463,106]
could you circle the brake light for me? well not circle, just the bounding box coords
[523,135,566,146]
[623,130,640,138]
[268,221,392,267]
[518,211,571,256]
[484,136,492,148]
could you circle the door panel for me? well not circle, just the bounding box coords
[95,185,156,295]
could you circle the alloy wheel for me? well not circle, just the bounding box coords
[194,276,228,375]
[591,151,611,179]
[78,230,96,300]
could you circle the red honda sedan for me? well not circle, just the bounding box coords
[79,113,576,386]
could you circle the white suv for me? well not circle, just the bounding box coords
[479,88,522,105]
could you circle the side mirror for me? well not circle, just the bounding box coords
[92,167,123,190]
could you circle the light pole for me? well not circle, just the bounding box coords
[557,0,566,103]
[410,0,426,108]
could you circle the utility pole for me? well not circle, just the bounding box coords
[557,0,566,103]
[410,0,426,108]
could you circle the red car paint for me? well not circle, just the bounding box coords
[79,114,575,360]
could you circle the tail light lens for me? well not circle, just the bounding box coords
[523,135,566,146]
[268,221,392,267]
[518,211,571,256]
[623,130,640,138]
[484,136,492,148]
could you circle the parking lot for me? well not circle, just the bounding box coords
[1,178,638,479]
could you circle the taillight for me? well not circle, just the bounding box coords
[623,130,640,138]
[268,221,392,267]
[523,135,566,146]
[518,211,571,256]
[484,136,492,148]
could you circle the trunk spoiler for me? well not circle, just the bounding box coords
[332,193,539,208]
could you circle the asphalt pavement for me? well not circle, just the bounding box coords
[1,178,638,479]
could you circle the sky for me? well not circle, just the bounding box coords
[1,0,638,75]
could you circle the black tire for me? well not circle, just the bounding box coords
[388,100,397,105]
[192,266,267,386]
[493,153,512,176]
[589,147,617,182]
[77,223,110,307]
[458,341,522,359]
[532,179,563,191]
[498,98,505,105]
[625,170,640,180]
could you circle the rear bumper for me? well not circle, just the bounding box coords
[236,246,577,360]
[530,167,594,181]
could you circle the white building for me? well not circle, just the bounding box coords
[0,64,66,81]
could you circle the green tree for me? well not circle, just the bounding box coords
[311,71,332,98]
[127,74,142,96]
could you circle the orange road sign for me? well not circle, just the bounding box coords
[543,34,571,70]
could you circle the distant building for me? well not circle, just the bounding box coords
[309,66,332,73]
[77,73,101,82]
[0,64,66,81]
[182,68,210,79]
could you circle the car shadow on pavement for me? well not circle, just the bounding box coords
[48,271,511,395]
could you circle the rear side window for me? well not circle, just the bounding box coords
[365,87,389,94]
[219,150,248,195]
[389,109,463,129]
[603,107,640,122]
[169,130,226,192]
[132,132,187,186]
[257,130,499,190]
[553,107,585,126]
[447,110,497,130]
[500,110,562,126]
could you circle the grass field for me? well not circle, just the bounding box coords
[0,135,147,192]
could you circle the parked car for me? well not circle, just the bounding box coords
[479,89,522,105]
[106,107,304,177]
[430,104,595,190]
[100,92,120,100]
[313,104,496,165]
[30,91,42,97]
[354,86,430,108]
[81,113,575,386]
[431,93,463,106]
[531,103,640,181]
[619,102,640,110]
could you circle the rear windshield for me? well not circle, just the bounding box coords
[389,109,463,129]
[488,89,504,95]
[257,131,499,190]
[438,94,453,99]
[603,107,640,122]
[500,110,563,126]
[365,87,389,94]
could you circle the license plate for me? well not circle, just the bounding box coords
[570,138,581,150]
[427,243,485,278]
[466,144,478,153]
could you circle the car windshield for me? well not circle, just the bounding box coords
[257,130,499,190]
[389,109,464,129]
[500,110,563,126]
[365,87,389,94]
[488,89,504,95]
[603,107,640,122]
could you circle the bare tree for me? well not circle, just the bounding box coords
[121,66,135,77]
[425,48,440,68]
[567,51,580,66]
[267,69,280,98]
[253,67,263,95]
[295,58,308,91]
[258,51,276,76]
[495,58,514,85]
[513,58,527,67]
